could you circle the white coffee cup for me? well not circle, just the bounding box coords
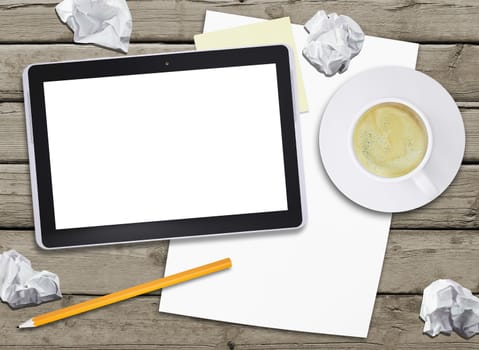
[349,97,436,196]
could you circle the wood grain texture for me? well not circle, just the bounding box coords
[462,108,479,163]
[0,1,478,347]
[0,229,169,295]
[0,164,34,228]
[2,102,478,163]
[0,44,193,101]
[1,229,478,295]
[1,0,479,43]
[1,295,478,349]
[391,165,479,229]
[1,164,478,229]
[380,230,479,294]
[0,103,27,162]
[417,45,479,103]
[2,44,479,102]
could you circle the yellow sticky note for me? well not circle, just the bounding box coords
[194,17,309,113]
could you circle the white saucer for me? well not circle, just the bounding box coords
[319,66,465,213]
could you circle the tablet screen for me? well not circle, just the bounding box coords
[43,64,288,230]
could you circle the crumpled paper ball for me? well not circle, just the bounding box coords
[302,10,365,77]
[56,0,132,53]
[420,279,479,338]
[0,250,62,309]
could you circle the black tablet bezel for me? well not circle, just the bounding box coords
[25,45,303,249]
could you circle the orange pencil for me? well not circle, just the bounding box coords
[18,258,232,328]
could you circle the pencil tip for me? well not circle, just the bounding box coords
[18,319,34,329]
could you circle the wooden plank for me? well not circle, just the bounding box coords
[1,164,478,229]
[380,230,479,294]
[0,229,168,295]
[417,45,479,103]
[1,0,479,43]
[391,165,479,229]
[1,229,478,295]
[0,295,477,348]
[0,103,27,162]
[2,44,479,102]
[0,44,194,101]
[462,108,479,162]
[0,164,33,228]
[2,102,478,163]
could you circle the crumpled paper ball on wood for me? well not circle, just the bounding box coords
[420,279,479,338]
[302,10,365,77]
[56,0,132,53]
[0,250,62,309]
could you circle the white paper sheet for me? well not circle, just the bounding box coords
[160,11,418,338]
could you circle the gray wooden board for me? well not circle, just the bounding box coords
[0,0,479,43]
[0,229,479,295]
[1,102,478,163]
[1,2,479,347]
[2,44,479,102]
[1,164,478,229]
[1,295,479,348]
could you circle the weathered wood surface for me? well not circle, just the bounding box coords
[1,102,478,163]
[0,229,169,295]
[1,229,478,295]
[2,44,479,102]
[1,0,479,43]
[1,295,478,349]
[1,164,478,229]
[391,164,479,229]
[0,44,193,101]
[1,1,478,347]
[417,45,479,103]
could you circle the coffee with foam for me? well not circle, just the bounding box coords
[352,102,428,178]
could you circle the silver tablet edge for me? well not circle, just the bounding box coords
[22,65,48,250]
[22,45,306,249]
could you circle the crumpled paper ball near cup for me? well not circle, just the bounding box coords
[303,10,365,77]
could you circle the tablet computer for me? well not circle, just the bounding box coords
[23,45,304,249]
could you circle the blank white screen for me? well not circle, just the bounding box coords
[43,64,288,230]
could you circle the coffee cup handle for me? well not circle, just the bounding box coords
[413,171,437,196]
